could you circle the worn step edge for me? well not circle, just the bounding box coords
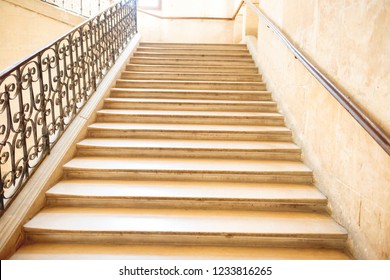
[96,111,284,126]
[133,52,253,58]
[138,42,248,49]
[76,140,300,160]
[135,49,251,56]
[46,196,326,212]
[120,72,262,82]
[10,243,351,260]
[131,56,254,62]
[103,102,276,112]
[126,64,259,73]
[110,88,273,101]
[115,79,267,91]
[87,123,293,141]
[23,208,346,248]
[63,169,313,184]
[46,180,326,211]
[129,58,256,66]
[63,168,313,184]
[25,231,346,249]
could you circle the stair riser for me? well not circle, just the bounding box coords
[132,57,254,63]
[130,58,255,66]
[104,102,277,112]
[63,169,313,184]
[46,197,326,212]
[136,47,251,55]
[76,147,301,161]
[25,231,346,249]
[110,90,273,101]
[126,65,259,74]
[116,81,266,91]
[138,43,248,50]
[87,129,293,142]
[120,73,262,82]
[134,52,253,59]
[96,114,285,126]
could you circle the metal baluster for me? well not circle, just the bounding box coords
[37,55,50,155]
[1,0,137,214]
[0,180,4,210]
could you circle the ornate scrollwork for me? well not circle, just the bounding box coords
[0,0,136,211]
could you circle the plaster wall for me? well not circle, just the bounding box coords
[0,0,84,71]
[254,0,390,259]
[138,0,241,43]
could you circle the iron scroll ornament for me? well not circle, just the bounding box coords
[0,0,137,212]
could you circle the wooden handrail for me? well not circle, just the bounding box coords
[244,0,390,155]
[138,0,245,21]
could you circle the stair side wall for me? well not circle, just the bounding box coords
[0,0,84,71]
[248,0,390,260]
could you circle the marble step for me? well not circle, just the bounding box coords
[129,57,255,66]
[138,42,248,50]
[23,207,347,248]
[110,88,272,101]
[133,52,253,59]
[62,157,313,184]
[103,98,277,112]
[87,123,293,141]
[46,180,326,211]
[95,109,284,126]
[10,243,351,260]
[126,64,259,74]
[135,47,251,55]
[115,79,266,91]
[132,56,254,63]
[76,138,300,160]
[120,71,262,82]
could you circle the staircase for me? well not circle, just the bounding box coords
[10,42,350,260]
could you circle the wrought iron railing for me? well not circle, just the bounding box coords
[0,0,137,212]
[41,0,114,18]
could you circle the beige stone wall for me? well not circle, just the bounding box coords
[138,0,242,43]
[253,0,390,259]
[0,0,84,71]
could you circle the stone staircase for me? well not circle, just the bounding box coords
[10,42,350,260]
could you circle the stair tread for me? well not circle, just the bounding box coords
[133,56,254,62]
[111,87,270,94]
[63,157,310,173]
[130,58,255,65]
[105,98,273,105]
[131,57,254,62]
[121,71,262,81]
[121,71,260,76]
[138,43,248,49]
[77,138,298,150]
[24,207,346,236]
[126,64,259,73]
[134,52,252,57]
[89,122,290,132]
[97,109,282,117]
[113,87,268,93]
[136,47,251,53]
[117,79,264,84]
[11,243,350,260]
[47,180,325,202]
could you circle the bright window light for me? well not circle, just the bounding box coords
[138,0,161,10]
